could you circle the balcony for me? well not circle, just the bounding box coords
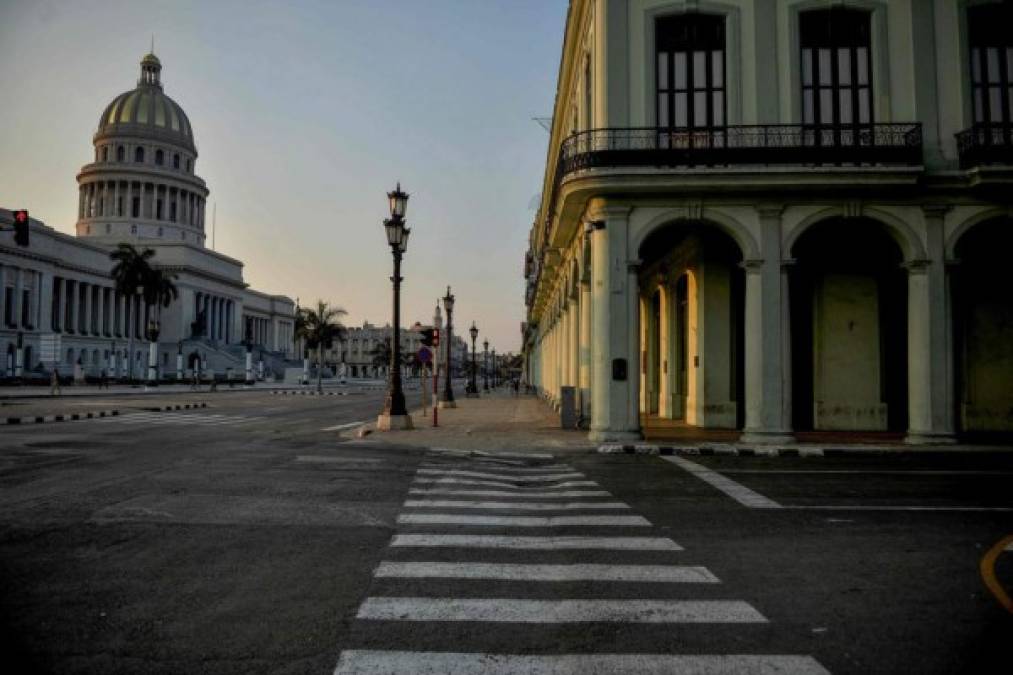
[956,123,1013,169]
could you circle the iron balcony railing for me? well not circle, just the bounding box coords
[542,123,923,240]
[956,123,1013,169]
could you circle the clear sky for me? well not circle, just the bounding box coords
[0,0,566,352]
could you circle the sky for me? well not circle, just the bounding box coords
[0,0,566,353]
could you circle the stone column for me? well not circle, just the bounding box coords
[568,296,579,390]
[588,204,641,442]
[97,287,106,335]
[12,268,22,328]
[82,283,92,335]
[740,206,794,444]
[906,206,956,443]
[579,272,592,419]
[126,182,133,219]
[113,181,120,217]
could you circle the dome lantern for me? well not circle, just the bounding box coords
[139,52,162,88]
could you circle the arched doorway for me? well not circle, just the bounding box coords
[638,223,745,430]
[952,219,1013,437]
[790,218,907,432]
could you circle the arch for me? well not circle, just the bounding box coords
[784,206,927,261]
[134,146,145,163]
[173,153,180,169]
[116,145,125,162]
[155,149,164,166]
[633,207,760,261]
[946,207,1013,259]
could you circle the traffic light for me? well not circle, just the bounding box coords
[419,327,440,347]
[12,209,29,247]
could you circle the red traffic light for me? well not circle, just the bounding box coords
[14,210,28,223]
[12,209,30,246]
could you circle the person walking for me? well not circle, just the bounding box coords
[50,368,61,396]
[99,368,108,390]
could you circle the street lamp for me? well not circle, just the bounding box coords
[482,338,489,392]
[377,182,413,431]
[145,318,160,386]
[439,286,456,408]
[492,348,497,388]
[466,322,479,397]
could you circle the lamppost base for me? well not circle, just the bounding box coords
[377,413,414,431]
[438,400,457,409]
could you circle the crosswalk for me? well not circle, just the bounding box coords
[334,454,830,674]
[89,411,262,427]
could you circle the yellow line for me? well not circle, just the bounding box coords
[980,534,1013,615]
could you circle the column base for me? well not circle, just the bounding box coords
[904,430,958,446]
[377,413,414,431]
[739,429,796,445]
[588,428,643,443]
[438,400,457,409]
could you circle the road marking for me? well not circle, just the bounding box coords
[389,534,683,550]
[412,477,600,489]
[374,562,719,583]
[408,489,613,498]
[785,505,1013,512]
[428,448,555,460]
[334,651,831,675]
[420,464,574,473]
[720,469,1013,476]
[662,456,783,509]
[981,535,1013,614]
[321,421,364,431]
[417,469,584,482]
[356,597,766,623]
[296,455,384,464]
[397,514,651,527]
[404,499,629,511]
[95,412,254,426]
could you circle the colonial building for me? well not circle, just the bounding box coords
[325,313,469,379]
[1,53,295,379]
[523,0,1012,443]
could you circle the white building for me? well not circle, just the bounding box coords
[1,52,296,380]
[326,313,469,379]
[524,0,1013,443]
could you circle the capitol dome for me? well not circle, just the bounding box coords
[95,53,195,151]
[76,52,208,247]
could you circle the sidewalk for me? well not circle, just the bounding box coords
[357,391,594,454]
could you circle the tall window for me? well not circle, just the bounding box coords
[155,149,164,166]
[800,8,872,143]
[131,196,140,218]
[968,3,1013,127]
[656,14,726,134]
[135,147,145,163]
[583,56,592,131]
[116,146,125,162]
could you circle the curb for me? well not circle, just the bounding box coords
[596,443,1013,457]
[146,402,209,412]
[271,390,353,396]
[5,409,122,426]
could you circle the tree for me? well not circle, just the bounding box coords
[110,243,155,380]
[294,300,347,393]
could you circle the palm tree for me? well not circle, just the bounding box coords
[110,243,155,380]
[294,300,347,393]
[141,268,179,382]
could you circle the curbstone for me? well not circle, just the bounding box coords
[5,408,123,426]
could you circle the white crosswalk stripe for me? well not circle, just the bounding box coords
[334,455,830,674]
[335,651,831,675]
[403,499,631,510]
[93,412,258,427]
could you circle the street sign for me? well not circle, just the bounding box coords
[418,346,432,364]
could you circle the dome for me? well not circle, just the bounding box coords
[96,53,195,150]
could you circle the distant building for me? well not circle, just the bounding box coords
[324,319,468,378]
[1,52,295,379]
[524,0,1013,442]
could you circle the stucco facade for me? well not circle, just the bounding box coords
[1,53,295,380]
[523,0,1013,442]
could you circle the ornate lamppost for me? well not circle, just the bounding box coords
[492,348,497,388]
[466,322,479,397]
[482,338,489,392]
[438,286,456,408]
[377,182,413,431]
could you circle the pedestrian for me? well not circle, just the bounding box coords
[99,368,108,389]
[512,378,519,397]
[50,368,61,396]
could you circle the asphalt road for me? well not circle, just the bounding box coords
[1,398,1010,674]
